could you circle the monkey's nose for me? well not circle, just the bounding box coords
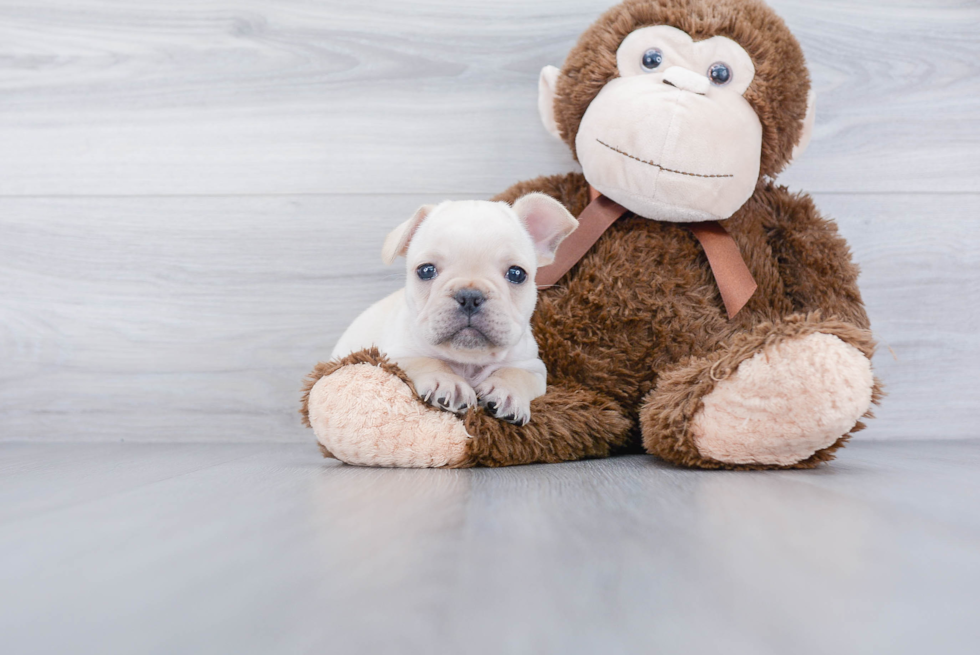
[454,288,485,316]
[662,66,710,95]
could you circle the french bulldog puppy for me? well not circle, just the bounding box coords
[331,194,578,425]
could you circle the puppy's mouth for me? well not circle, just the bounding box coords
[426,301,507,352]
[447,326,493,350]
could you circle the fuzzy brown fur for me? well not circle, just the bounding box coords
[480,172,881,469]
[463,382,633,467]
[639,313,881,470]
[301,0,880,469]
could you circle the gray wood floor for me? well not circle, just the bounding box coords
[1,0,979,444]
[2,441,978,655]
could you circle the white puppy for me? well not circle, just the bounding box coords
[331,194,578,425]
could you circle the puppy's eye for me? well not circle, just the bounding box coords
[708,62,733,86]
[505,266,527,285]
[641,48,663,71]
[416,263,437,281]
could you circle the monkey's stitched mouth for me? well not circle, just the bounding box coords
[596,139,734,179]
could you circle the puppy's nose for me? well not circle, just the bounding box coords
[454,288,485,316]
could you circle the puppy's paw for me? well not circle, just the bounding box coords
[413,372,477,415]
[475,380,532,426]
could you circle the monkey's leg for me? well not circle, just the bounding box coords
[302,349,632,468]
[639,315,882,470]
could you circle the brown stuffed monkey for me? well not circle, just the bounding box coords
[301,0,881,470]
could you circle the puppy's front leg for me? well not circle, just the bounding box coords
[396,357,477,415]
[475,367,547,426]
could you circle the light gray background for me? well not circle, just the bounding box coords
[2,0,978,443]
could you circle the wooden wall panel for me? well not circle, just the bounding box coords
[0,0,976,196]
[1,193,975,441]
[0,1,976,442]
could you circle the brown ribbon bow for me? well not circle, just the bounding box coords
[536,188,758,319]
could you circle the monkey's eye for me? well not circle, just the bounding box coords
[416,263,437,281]
[641,48,663,71]
[708,62,733,86]
[506,266,527,285]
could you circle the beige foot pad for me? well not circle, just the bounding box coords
[693,333,874,466]
[307,363,470,468]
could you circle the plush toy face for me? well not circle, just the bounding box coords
[538,0,816,222]
[574,26,762,222]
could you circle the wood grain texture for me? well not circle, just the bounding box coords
[820,193,980,440]
[0,442,269,523]
[0,0,976,196]
[0,1,976,444]
[1,193,976,442]
[1,442,978,654]
[0,194,409,441]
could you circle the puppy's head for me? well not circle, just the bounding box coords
[382,194,577,363]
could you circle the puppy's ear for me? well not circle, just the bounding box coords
[512,193,579,267]
[381,204,435,265]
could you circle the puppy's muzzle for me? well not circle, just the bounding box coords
[454,288,485,317]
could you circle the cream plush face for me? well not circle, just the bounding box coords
[381,195,578,365]
[540,25,779,223]
[577,26,761,222]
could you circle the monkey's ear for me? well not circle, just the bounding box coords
[512,193,579,266]
[381,204,435,265]
[788,89,817,165]
[537,65,562,141]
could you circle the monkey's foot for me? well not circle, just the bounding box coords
[692,332,874,466]
[307,363,471,468]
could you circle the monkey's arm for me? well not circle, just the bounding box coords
[464,379,632,466]
[756,185,870,329]
[303,347,632,467]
